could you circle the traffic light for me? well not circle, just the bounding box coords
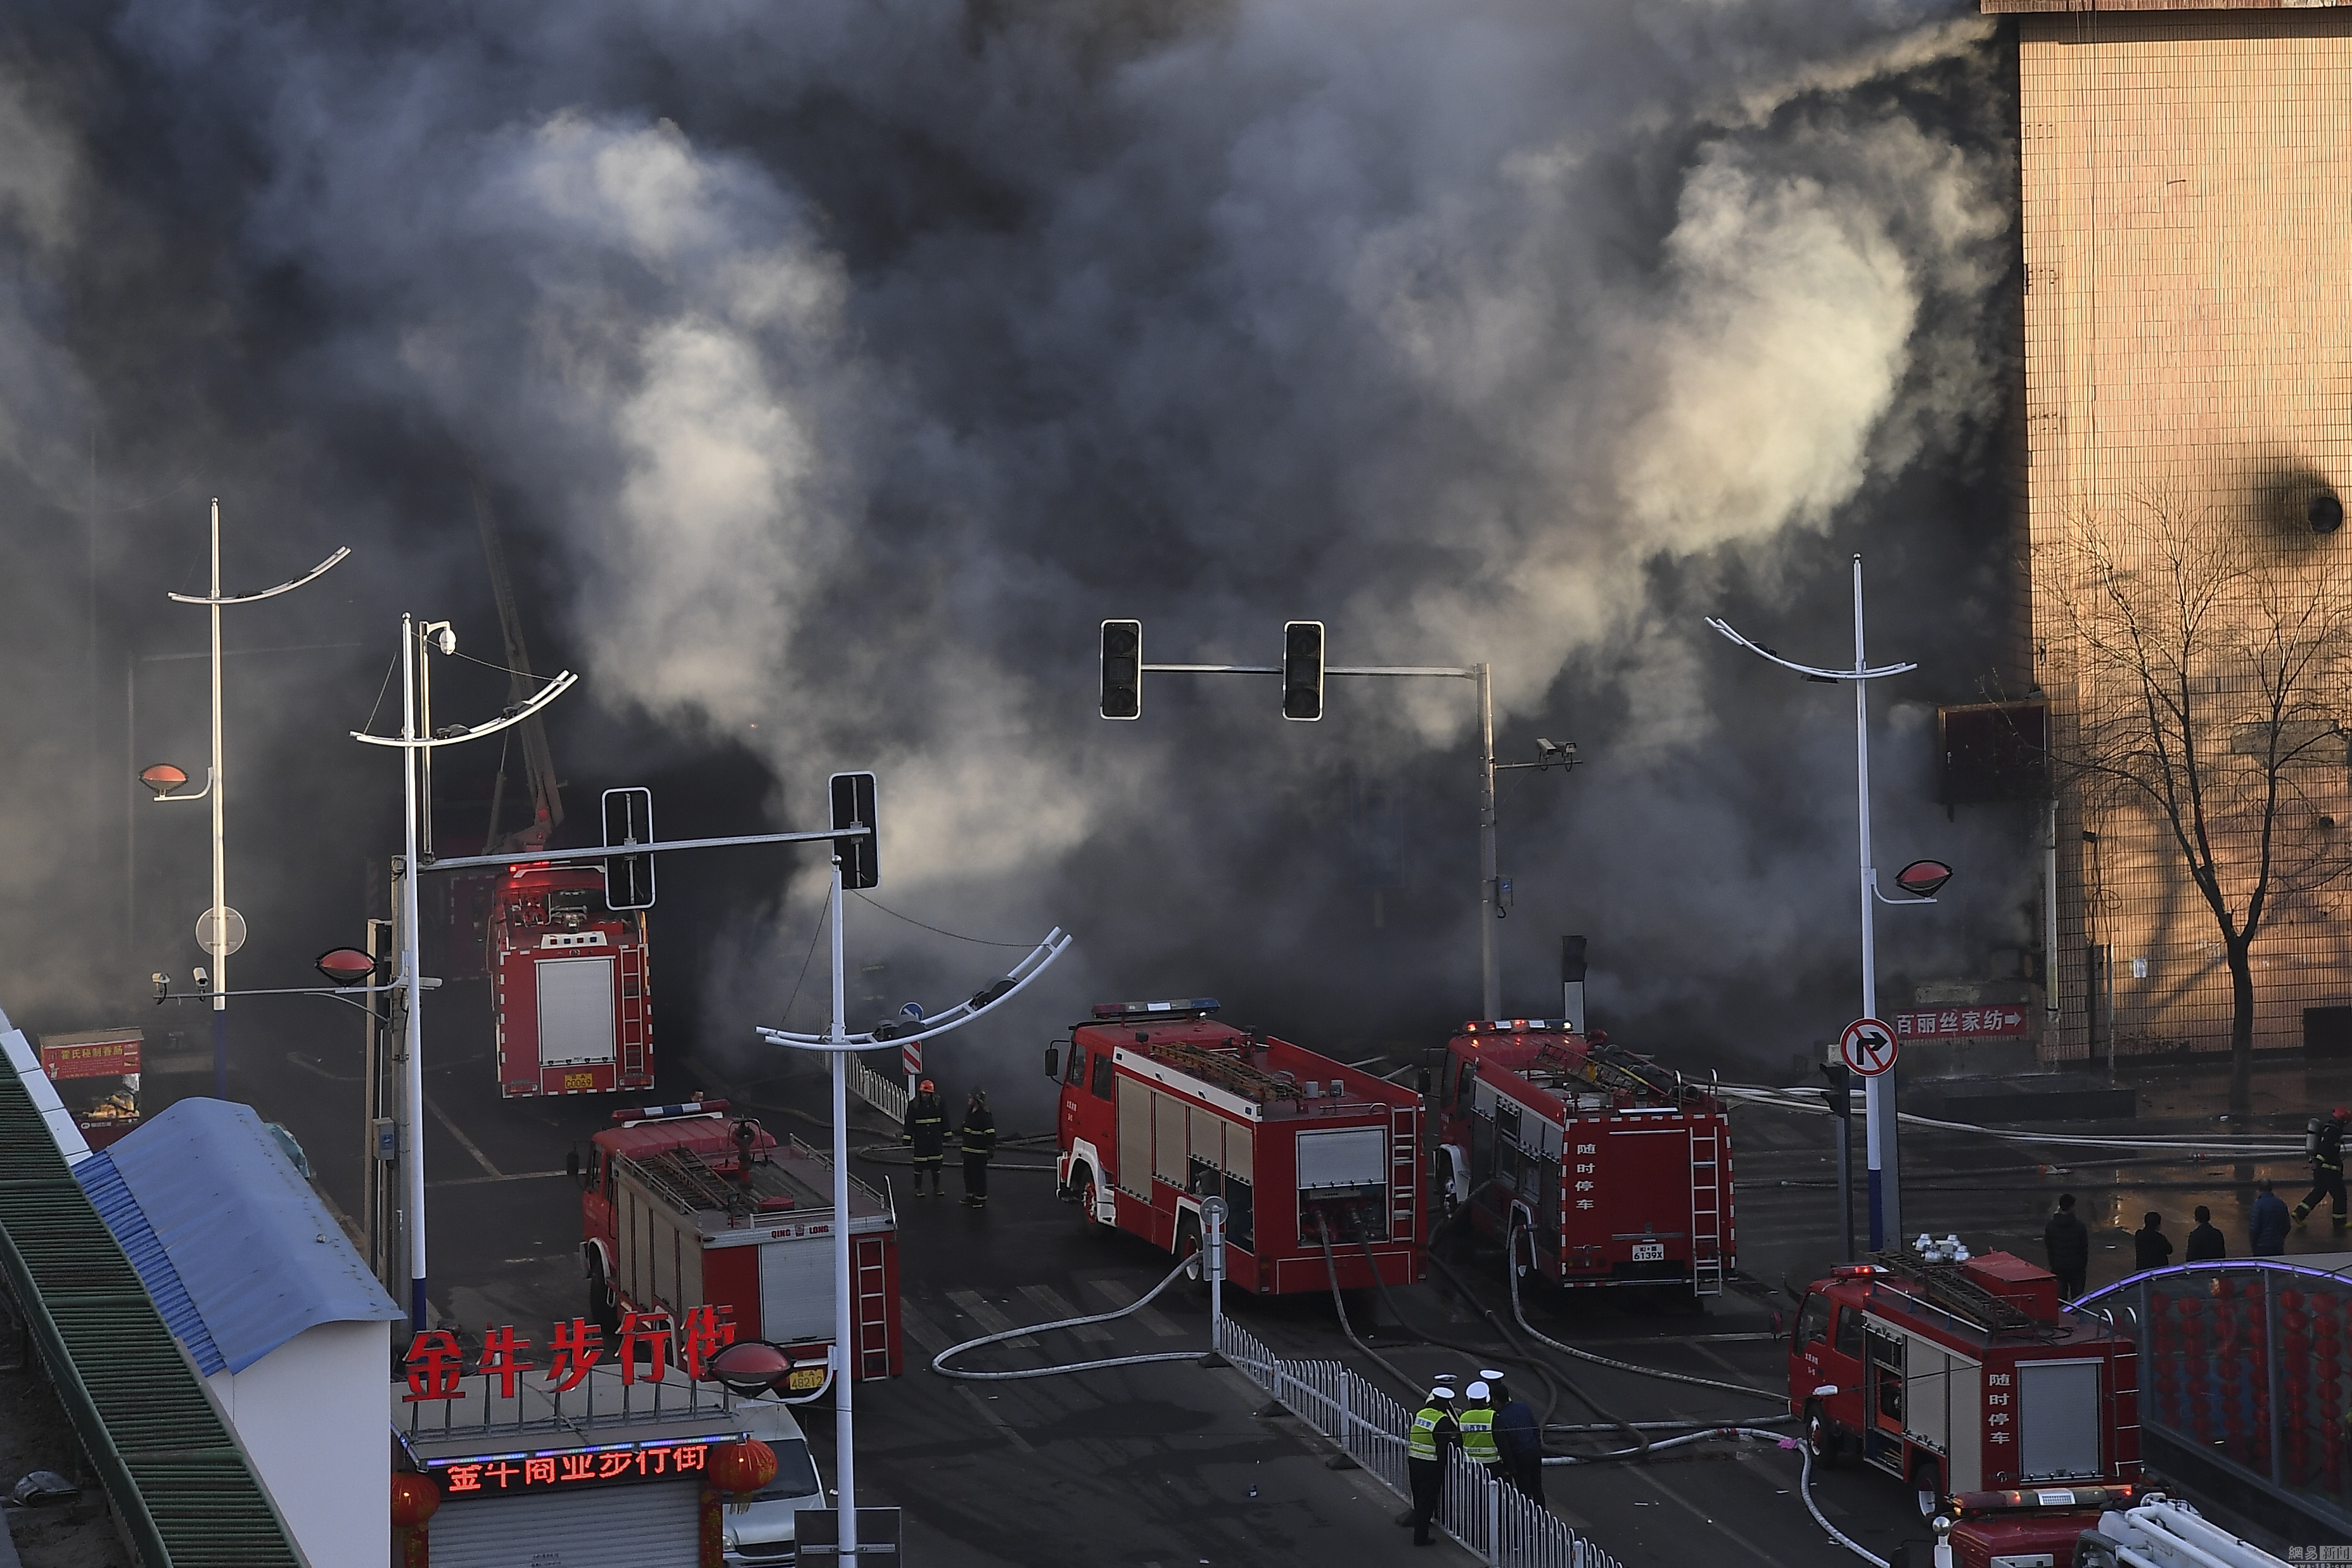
[1281,620,1324,721]
[601,787,656,910]
[830,771,879,889]
[1100,620,1142,720]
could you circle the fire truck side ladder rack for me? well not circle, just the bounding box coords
[1689,1122,1725,1297]
[1864,1249,2035,1335]
[853,1235,892,1377]
[1389,1103,1419,1243]
[1146,1042,1303,1107]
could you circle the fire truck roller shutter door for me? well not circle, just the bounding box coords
[2017,1359,2105,1483]
[425,1476,700,1568]
[760,1240,834,1342]
[1153,1093,1187,1189]
[1117,1074,1152,1197]
[1297,1127,1386,1190]
[1905,1335,1950,1461]
[1946,1358,1982,1492]
[1224,1121,1252,1183]
[1187,1104,1224,1196]
[538,955,618,1066]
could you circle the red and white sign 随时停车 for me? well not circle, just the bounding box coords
[1893,1007,2032,1040]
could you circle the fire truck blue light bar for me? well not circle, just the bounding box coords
[1092,998,1220,1019]
[1461,1019,1575,1033]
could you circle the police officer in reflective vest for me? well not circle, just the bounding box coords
[902,1079,947,1197]
[1406,1386,1458,1546]
[1459,1380,1503,1482]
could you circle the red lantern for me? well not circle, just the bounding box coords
[390,1472,442,1529]
[706,1439,778,1499]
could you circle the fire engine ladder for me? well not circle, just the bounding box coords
[853,1235,892,1377]
[618,941,648,1080]
[1389,1104,1418,1243]
[1689,1123,1725,1297]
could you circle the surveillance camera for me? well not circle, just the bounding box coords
[193,966,210,988]
[434,627,457,656]
[150,973,170,1002]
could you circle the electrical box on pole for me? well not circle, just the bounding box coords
[831,772,880,889]
[599,787,656,910]
[1281,620,1325,720]
[1100,620,1142,720]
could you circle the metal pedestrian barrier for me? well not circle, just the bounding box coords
[850,1055,909,1123]
[1212,1312,1623,1567]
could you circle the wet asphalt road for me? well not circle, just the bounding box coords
[153,997,2337,1565]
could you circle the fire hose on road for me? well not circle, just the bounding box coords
[929,1254,1205,1381]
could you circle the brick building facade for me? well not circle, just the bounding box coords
[1993,0,2352,1063]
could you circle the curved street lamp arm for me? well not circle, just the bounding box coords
[350,670,578,749]
[1872,887,1938,907]
[757,928,1073,1050]
[1704,616,1916,682]
[169,546,353,606]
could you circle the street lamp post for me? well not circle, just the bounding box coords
[756,795,1071,1564]
[351,615,576,1332]
[1708,554,1940,1251]
[143,500,348,1099]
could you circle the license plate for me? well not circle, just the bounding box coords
[1631,1242,1665,1262]
[786,1367,828,1391]
[563,1071,595,1091]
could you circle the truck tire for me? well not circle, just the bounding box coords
[1803,1400,1839,1469]
[1174,1214,1208,1297]
[1908,1455,1941,1516]
[587,1251,620,1339]
[1074,1168,1100,1225]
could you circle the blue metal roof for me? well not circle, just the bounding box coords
[74,1151,227,1375]
[100,1098,402,1374]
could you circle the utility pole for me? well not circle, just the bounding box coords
[353,616,575,1330]
[1708,556,1944,1252]
[144,502,348,1099]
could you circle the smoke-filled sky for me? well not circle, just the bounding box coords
[0,0,2034,1099]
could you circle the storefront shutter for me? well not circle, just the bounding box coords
[426,1479,700,1568]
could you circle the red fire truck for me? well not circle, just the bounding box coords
[578,1101,901,1385]
[492,862,654,1098]
[1049,998,1426,1294]
[1435,1019,1733,1297]
[1789,1249,2141,1508]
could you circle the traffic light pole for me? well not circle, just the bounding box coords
[1132,654,1507,1019]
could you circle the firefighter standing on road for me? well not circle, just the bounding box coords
[2294,1106,2349,1233]
[2042,1193,2090,1300]
[959,1088,997,1209]
[902,1079,947,1197]
[1405,1386,1458,1546]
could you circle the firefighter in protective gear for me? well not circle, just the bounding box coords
[1459,1380,1503,1482]
[902,1079,947,1197]
[2293,1107,2349,1232]
[959,1088,997,1209]
[1405,1386,1458,1546]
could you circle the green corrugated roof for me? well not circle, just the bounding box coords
[0,1061,304,1567]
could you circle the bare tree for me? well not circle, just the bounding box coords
[2047,500,2352,1111]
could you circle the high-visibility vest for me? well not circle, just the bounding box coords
[1409,1407,1449,1462]
[1458,1405,1499,1465]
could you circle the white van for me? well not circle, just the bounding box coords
[724,1398,828,1565]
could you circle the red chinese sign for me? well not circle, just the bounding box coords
[1892,1007,2032,1040]
[39,1035,141,1079]
[404,1306,736,1403]
[433,1440,710,1496]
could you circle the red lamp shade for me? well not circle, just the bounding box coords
[138,764,189,798]
[316,947,377,986]
[390,1472,442,1529]
[1895,859,1954,898]
[703,1339,793,1396]
[706,1439,777,1498]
